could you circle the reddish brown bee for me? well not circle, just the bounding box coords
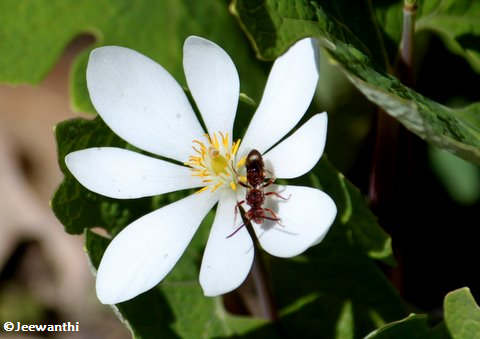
[228,149,288,238]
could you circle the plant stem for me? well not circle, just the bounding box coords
[238,205,278,321]
[368,0,418,293]
[398,0,417,86]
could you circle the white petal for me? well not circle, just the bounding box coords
[87,46,204,162]
[184,36,239,140]
[252,185,336,258]
[96,192,218,304]
[263,113,328,179]
[65,147,203,199]
[200,192,254,296]
[239,38,319,156]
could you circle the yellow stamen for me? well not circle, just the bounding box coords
[187,132,242,194]
[189,156,201,162]
[220,132,229,149]
[232,139,241,156]
[210,182,223,193]
[195,186,209,194]
[239,176,247,183]
[204,133,212,145]
[236,156,246,169]
[213,133,219,150]
[192,170,209,177]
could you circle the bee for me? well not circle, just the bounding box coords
[228,149,288,238]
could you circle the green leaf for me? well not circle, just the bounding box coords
[231,0,480,165]
[231,0,388,67]
[444,287,480,339]
[308,158,395,265]
[267,221,406,338]
[365,287,480,339]
[376,0,480,74]
[0,0,267,112]
[364,314,450,339]
[429,146,480,205]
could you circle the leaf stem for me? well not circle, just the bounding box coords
[238,205,278,321]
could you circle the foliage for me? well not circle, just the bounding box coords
[231,0,480,165]
[365,288,480,339]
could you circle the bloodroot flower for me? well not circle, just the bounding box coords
[65,36,337,304]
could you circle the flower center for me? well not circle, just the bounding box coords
[184,132,246,193]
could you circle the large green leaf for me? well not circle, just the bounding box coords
[266,221,405,338]
[375,0,480,73]
[231,0,480,165]
[364,314,450,339]
[365,287,480,339]
[444,288,480,339]
[305,158,395,265]
[0,0,267,111]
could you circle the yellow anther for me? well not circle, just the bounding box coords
[232,139,241,156]
[239,176,247,183]
[195,186,209,194]
[203,133,212,145]
[192,169,209,177]
[230,182,237,191]
[236,156,246,169]
[193,139,206,148]
[189,156,201,162]
[213,133,220,150]
[220,132,229,149]
[192,146,202,154]
[210,182,223,193]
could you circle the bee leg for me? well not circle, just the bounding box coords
[239,181,250,188]
[226,223,245,239]
[234,200,245,225]
[265,191,291,200]
[262,177,275,188]
[264,208,285,227]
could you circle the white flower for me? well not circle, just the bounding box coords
[65,36,337,304]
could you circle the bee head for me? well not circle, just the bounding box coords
[246,149,263,167]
